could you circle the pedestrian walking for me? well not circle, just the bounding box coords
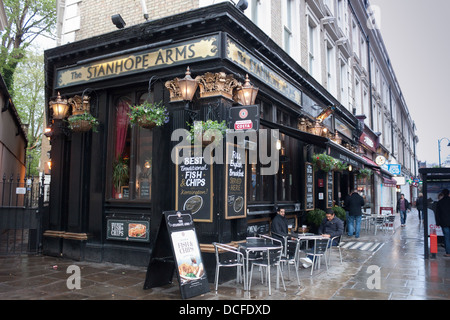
[416,193,424,223]
[344,189,365,238]
[435,188,450,257]
[396,194,410,227]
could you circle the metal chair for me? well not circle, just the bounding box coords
[308,237,331,276]
[328,235,343,265]
[271,232,301,286]
[248,245,286,295]
[385,215,396,233]
[373,216,386,235]
[213,242,246,291]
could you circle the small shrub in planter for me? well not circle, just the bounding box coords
[128,100,169,129]
[67,112,99,132]
[188,120,227,145]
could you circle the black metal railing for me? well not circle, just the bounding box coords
[0,173,49,255]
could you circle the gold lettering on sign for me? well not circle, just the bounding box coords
[226,38,302,106]
[56,36,218,88]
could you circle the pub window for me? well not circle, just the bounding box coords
[109,91,153,201]
[247,100,274,203]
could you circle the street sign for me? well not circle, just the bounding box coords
[387,164,401,175]
[229,105,259,131]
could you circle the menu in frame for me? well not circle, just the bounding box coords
[225,143,247,219]
[175,146,213,222]
[305,162,314,211]
[327,171,334,208]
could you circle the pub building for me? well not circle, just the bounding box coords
[43,2,376,280]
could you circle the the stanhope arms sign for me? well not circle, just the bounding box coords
[55,35,219,89]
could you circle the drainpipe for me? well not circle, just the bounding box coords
[367,38,374,130]
[389,86,394,156]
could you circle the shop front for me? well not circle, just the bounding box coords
[43,3,368,281]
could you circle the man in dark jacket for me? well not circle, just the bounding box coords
[344,190,365,238]
[318,209,344,245]
[271,207,288,243]
[396,193,410,227]
[416,193,424,222]
[436,189,450,257]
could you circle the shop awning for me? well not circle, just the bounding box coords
[362,156,380,169]
[260,118,328,147]
[382,177,397,187]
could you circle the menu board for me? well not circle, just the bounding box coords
[225,143,247,219]
[175,146,213,222]
[305,162,314,211]
[327,171,334,208]
[144,211,209,299]
[106,218,150,242]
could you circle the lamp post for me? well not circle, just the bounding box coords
[438,137,450,167]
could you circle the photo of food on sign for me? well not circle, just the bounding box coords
[128,223,147,238]
[171,230,205,283]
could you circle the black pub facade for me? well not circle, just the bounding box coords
[43,3,372,277]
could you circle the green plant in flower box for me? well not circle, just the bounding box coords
[312,153,336,172]
[357,168,373,179]
[334,160,349,172]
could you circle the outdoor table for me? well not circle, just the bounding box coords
[290,233,325,251]
[238,238,283,291]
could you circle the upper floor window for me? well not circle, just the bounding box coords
[307,13,321,82]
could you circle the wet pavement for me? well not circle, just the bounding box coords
[0,209,449,301]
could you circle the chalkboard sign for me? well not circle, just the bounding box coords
[225,143,247,219]
[327,171,334,208]
[139,181,150,199]
[175,146,213,222]
[120,186,129,199]
[144,211,209,299]
[305,162,314,211]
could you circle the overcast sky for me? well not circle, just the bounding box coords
[369,0,450,166]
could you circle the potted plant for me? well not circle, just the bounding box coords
[67,112,99,132]
[188,120,227,146]
[112,156,129,198]
[334,160,349,172]
[357,168,373,179]
[128,100,169,129]
[332,206,347,221]
[305,208,326,228]
[312,153,336,172]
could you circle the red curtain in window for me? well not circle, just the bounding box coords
[113,99,130,197]
[115,99,130,159]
